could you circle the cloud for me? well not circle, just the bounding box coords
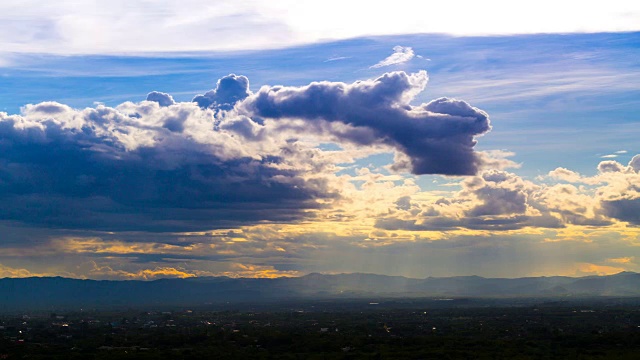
[573,263,625,276]
[370,46,415,68]
[212,263,302,278]
[0,263,40,278]
[241,71,491,175]
[83,260,300,280]
[1,70,491,234]
[0,94,337,232]
[536,184,612,226]
[376,170,565,232]
[192,74,251,110]
[547,167,584,183]
[5,66,638,283]
[631,155,640,171]
[594,155,640,225]
[607,256,634,264]
[324,56,351,62]
[598,161,627,173]
[600,150,629,159]
[476,150,520,171]
[542,156,640,226]
[373,162,640,233]
[146,91,176,107]
[0,2,638,57]
[467,170,529,217]
[86,261,202,280]
[601,199,640,225]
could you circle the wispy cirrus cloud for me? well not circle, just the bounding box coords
[437,68,640,105]
[370,46,415,68]
[0,1,638,57]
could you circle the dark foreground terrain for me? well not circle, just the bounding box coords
[2,298,640,359]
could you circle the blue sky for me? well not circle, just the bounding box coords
[0,2,639,279]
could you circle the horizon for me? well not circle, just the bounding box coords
[1,2,639,281]
[1,269,639,282]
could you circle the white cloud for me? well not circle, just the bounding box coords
[370,46,415,68]
[375,156,640,234]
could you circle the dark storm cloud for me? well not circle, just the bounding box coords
[0,103,334,232]
[193,74,251,110]
[601,199,640,225]
[240,71,491,175]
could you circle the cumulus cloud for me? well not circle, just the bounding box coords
[373,159,640,233]
[3,67,637,245]
[20,70,628,243]
[376,170,566,232]
[1,71,494,233]
[597,161,627,173]
[547,167,584,182]
[0,95,335,232]
[601,199,640,225]
[241,71,491,175]
[630,154,640,171]
[539,156,640,227]
[536,184,612,226]
[592,155,640,225]
[476,150,520,171]
[370,46,415,68]
[193,74,251,110]
[146,91,176,107]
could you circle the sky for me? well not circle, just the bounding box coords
[0,1,639,280]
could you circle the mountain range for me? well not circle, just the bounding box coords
[1,272,640,310]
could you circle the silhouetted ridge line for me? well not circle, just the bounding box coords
[1,272,639,310]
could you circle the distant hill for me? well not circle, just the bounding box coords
[1,272,640,310]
